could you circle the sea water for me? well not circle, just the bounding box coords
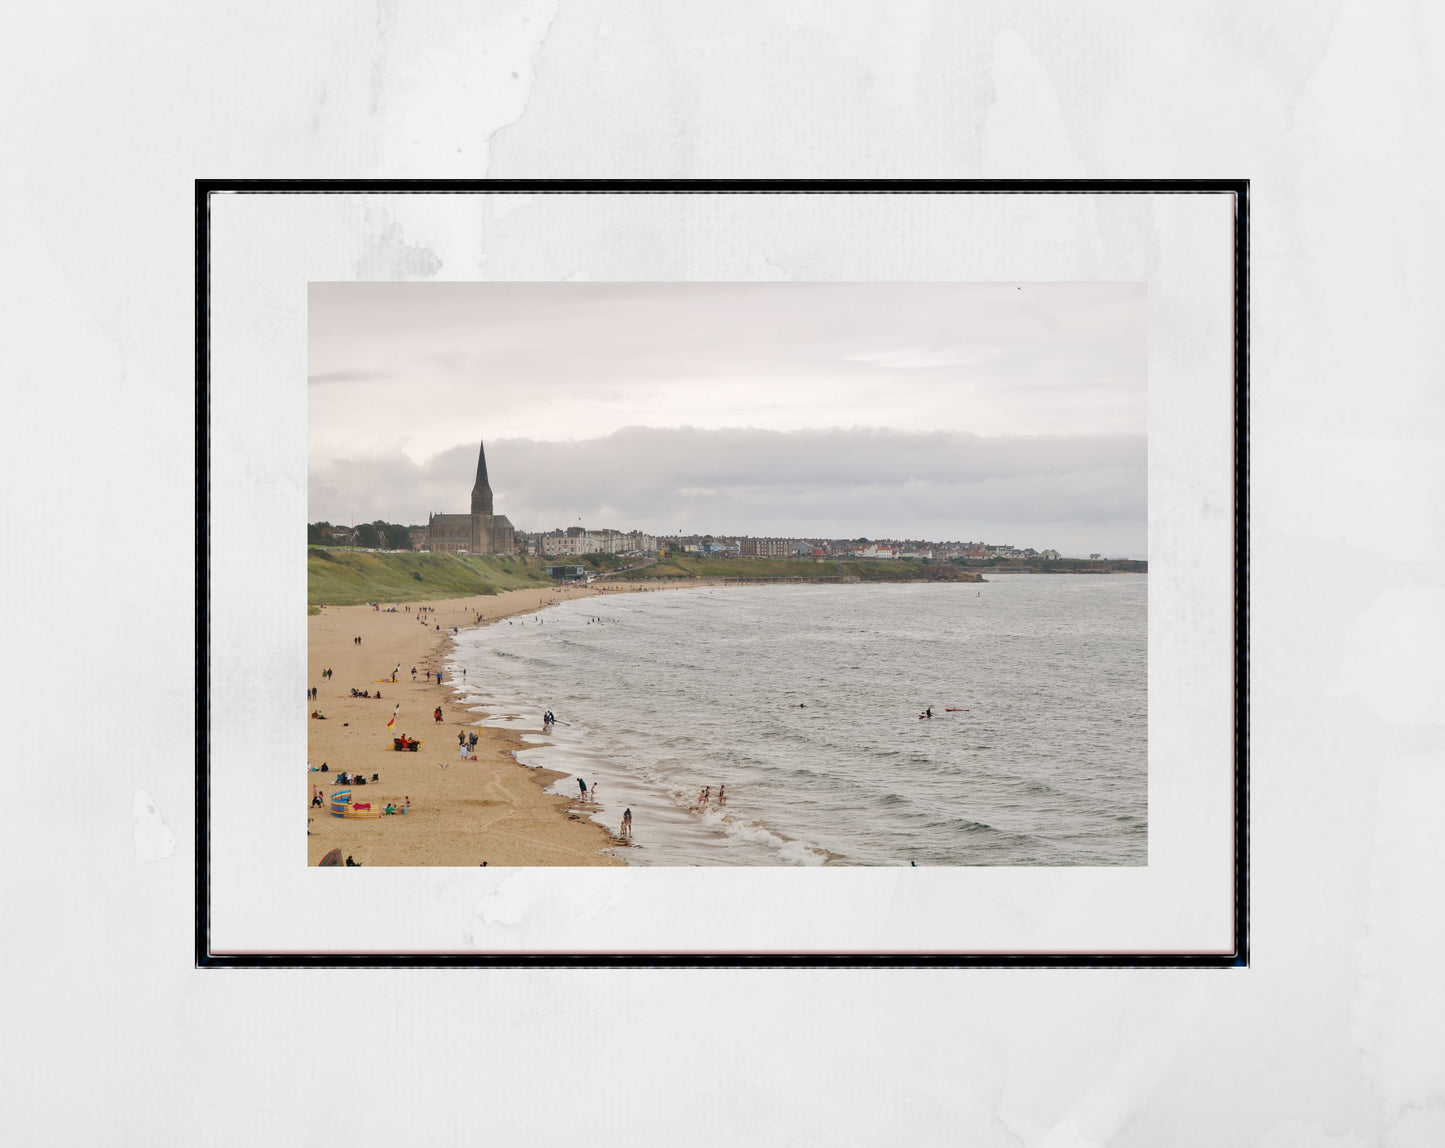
[446,575,1147,866]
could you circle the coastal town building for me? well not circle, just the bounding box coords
[535,527,657,556]
[737,537,795,558]
[424,439,517,555]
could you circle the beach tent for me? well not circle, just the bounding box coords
[318,848,343,867]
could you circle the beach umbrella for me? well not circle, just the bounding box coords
[319,848,343,867]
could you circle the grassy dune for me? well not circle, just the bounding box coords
[614,555,982,582]
[308,549,554,606]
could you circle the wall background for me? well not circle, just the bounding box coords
[3,2,1441,1144]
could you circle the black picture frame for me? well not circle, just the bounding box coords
[196,178,1247,968]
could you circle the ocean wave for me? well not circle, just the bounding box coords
[924,817,998,834]
[698,808,829,866]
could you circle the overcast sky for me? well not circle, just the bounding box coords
[309,282,1147,556]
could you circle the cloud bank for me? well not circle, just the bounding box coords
[309,426,1146,557]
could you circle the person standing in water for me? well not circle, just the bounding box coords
[621,808,632,838]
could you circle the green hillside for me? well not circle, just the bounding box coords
[308,549,554,606]
[612,555,982,583]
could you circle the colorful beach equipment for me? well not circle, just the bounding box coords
[318,848,343,866]
[329,788,381,819]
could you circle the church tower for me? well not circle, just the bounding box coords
[470,440,495,554]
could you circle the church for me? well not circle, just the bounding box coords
[424,439,517,555]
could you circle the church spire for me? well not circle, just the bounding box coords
[473,440,489,488]
[470,440,494,516]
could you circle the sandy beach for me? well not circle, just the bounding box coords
[306,582,658,866]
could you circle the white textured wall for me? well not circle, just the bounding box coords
[3,2,1442,1145]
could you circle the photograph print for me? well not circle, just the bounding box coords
[305,280,1148,869]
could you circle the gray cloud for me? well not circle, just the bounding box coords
[310,426,1146,557]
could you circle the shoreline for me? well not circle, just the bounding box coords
[305,580,721,866]
[306,574,1007,866]
[306,584,621,866]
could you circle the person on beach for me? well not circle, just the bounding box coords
[468,731,477,751]
[434,706,443,723]
[459,741,468,760]
[578,777,588,799]
[622,808,632,838]
[717,785,726,806]
[699,785,710,806]
[458,731,466,747]
[436,671,443,685]
[411,667,416,681]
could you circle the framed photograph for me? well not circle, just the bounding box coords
[199,180,1245,965]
